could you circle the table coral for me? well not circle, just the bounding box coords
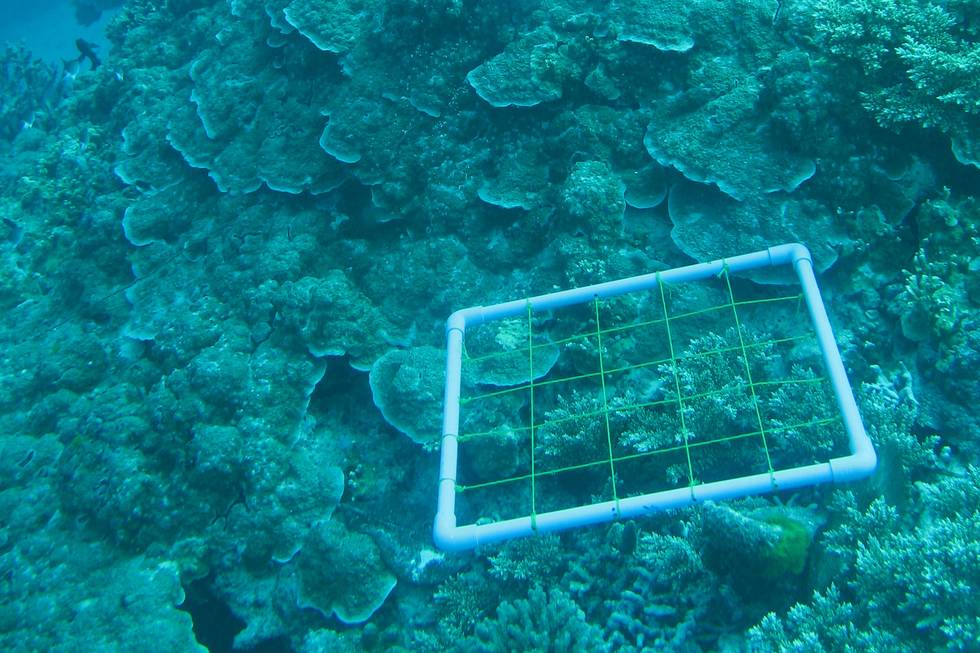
[607,0,695,51]
[297,520,397,625]
[466,28,567,108]
[280,0,377,54]
[369,346,446,446]
[645,77,817,202]
[171,8,347,194]
[666,179,844,278]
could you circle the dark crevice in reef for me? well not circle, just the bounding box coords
[179,579,244,653]
[308,355,374,425]
[244,637,293,653]
[180,579,292,653]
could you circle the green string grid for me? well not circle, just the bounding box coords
[455,416,840,492]
[453,270,845,519]
[722,264,776,482]
[461,293,799,368]
[593,297,621,515]
[658,272,697,493]
[526,301,538,530]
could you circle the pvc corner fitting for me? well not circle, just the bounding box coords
[767,242,811,267]
[433,515,477,552]
[829,447,878,483]
[447,306,489,334]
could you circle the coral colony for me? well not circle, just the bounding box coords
[0,1,977,651]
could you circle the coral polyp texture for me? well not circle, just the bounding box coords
[0,0,977,650]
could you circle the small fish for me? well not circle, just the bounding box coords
[74,38,101,70]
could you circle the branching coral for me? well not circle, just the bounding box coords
[856,370,939,506]
[462,585,606,652]
[434,571,496,638]
[487,534,564,584]
[0,45,59,142]
[885,191,980,440]
[754,468,980,652]
[811,0,980,153]
[891,193,979,355]
[563,524,726,651]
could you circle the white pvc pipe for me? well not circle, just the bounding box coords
[433,243,876,552]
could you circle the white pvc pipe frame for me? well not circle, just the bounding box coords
[434,243,876,552]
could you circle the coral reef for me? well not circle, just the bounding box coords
[0,45,60,142]
[463,585,607,652]
[1,0,978,649]
[297,520,397,625]
[811,0,980,158]
[753,468,980,652]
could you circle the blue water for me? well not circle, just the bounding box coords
[0,0,117,63]
[1,1,978,652]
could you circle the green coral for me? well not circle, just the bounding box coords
[761,515,812,578]
[696,501,821,599]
